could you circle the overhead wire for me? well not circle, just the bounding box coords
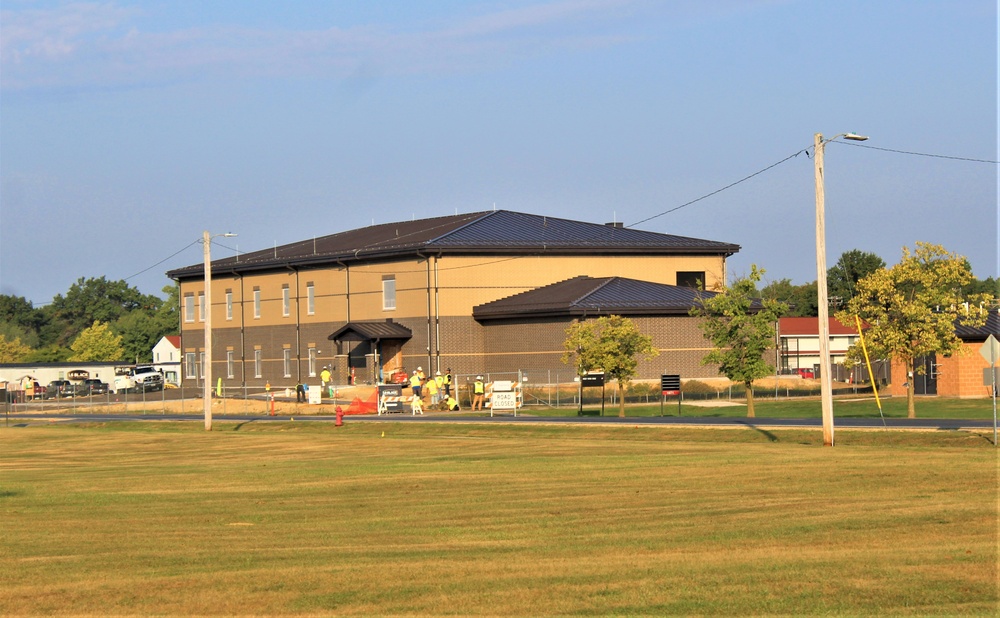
[627,148,810,228]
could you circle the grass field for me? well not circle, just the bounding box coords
[1,422,997,616]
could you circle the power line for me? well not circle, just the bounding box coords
[833,140,999,164]
[122,239,201,284]
[628,148,809,228]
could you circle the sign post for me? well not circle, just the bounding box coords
[980,334,999,446]
[660,374,681,416]
[581,373,605,416]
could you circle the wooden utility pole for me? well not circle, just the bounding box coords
[203,230,213,431]
[814,133,835,446]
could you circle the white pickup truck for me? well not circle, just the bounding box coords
[113,367,164,394]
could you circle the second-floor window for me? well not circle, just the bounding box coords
[282,286,290,317]
[198,293,205,322]
[253,289,261,319]
[184,295,195,322]
[226,291,233,321]
[383,276,396,310]
[307,284,315,315]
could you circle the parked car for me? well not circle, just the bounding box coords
[44,380,76,398]
[78,379,109,396]
[794,368,815,379]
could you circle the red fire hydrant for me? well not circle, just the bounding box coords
[335,405,344,427]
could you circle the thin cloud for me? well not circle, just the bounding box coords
[0,0,765,92]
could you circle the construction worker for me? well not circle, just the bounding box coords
[425,373,439,405]
[473,376,485,411]
[320,366,331,398]
[409,370,422,400]
[447,395,460,411]
[435,371,444,394]
[444,368,452,397]
[411,394,424,415]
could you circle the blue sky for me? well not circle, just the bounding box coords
[1,0,996,306]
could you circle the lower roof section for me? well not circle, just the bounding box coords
[473,275,716,321]
[328,319,413,343]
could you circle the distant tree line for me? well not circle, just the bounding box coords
[760,249,997,317]
[0,277,178,363]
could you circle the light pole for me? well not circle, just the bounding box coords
[204,230,236,431]
[814,132,867,446]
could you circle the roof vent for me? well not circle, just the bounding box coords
[605,222,624,228]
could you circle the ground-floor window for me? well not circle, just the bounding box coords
[227,351,235,379]
[308,348,317,377]
[254,350,262,378]
[283,349,292,378]
[185,353,197,378]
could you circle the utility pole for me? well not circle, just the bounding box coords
[814,132,868,447]
[203,231,213,431]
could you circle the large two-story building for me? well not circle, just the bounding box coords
[166,210,740,387]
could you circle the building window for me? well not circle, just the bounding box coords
[199,352,206,378]
[253,289,261,319]
[282,285,290,317]
[185,353,197,378]
[227,351,235,379]
[308,347,317,377]
[283,349,292,378]
[198,292,205,322]
[226,291,233,321]
[383,276,396,310]
[254,350,262,378]
[307,283,315,315]
[184,295,195,323]
[676,271,705,290]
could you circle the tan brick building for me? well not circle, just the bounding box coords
[166,211,739,388]
[887,310,1000,398]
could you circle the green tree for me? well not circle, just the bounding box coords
[69,321,125,362]
[760,278,818,317]
[827,249,886,307]
[562,315,659,418]
[0,334,32,363]
[838,243,990,418]
[44,277,162,347]
[692,265,787,418]
[24,344,72,363]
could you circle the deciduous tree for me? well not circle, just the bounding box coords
[837,242,990,418]
[827,249,886,307]
[0,334,32,363]
[69,321,125,362]
[692,265,787,417]
[562,315,659,417]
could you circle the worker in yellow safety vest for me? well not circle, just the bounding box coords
[409,370,422,400]
[473,376,485,410]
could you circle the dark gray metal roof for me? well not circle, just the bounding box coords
[167,210,740,280]
[954,310,1000,342]
[328,320,413,342]
[473,276,718,320]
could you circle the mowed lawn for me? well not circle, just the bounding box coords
[1,422,996,616]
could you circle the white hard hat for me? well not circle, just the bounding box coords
[417,366,422,371]
[435,371,441,375]
[476,375,483,380]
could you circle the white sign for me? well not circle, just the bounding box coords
[490,391,518,410]
[492,380,513,392]
[980,335,1000,366]
[308,385,322,405]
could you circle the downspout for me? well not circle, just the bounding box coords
[420,252,433,372]
[434,254,441,373]
[294,268,301,383]
[239,273,246,388]
[336,260,351,323]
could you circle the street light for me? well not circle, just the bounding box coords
[204,230,236,431]
[814,132,867,446]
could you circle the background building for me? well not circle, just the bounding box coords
[167,210,740,387]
